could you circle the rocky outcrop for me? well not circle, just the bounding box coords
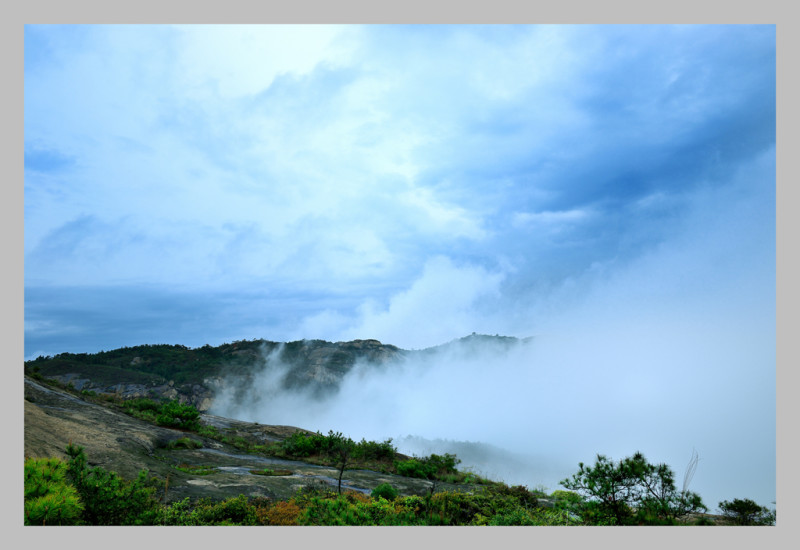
[44,373,217,411]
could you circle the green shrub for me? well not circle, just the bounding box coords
[354,438,397,462]
[155,400,201,431]
[395,458,433,479]
[371,483,398,501]
[24,456,84,525]
[65,443,162,525]
[280,431,328,457]
[298,494,421,526]
[192,495,258,525]
[560,452,707,525]
[425,453,461,476]
[394,453,461,481]
[491,484,539,509]
[718,498,776,526]
[487,508,537,525]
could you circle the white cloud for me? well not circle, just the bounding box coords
[297,256,506,348]
[173,25,354,99]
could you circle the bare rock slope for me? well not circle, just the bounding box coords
[24,375,462,502]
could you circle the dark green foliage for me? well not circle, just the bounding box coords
[23,339,271,386]
[64,443,162,525]
[560,452,707,525]
[161,496,259,526]
[394,453,461,481]
[24,456,84,525]
[297,485,552,526]
[718,498,776,525]
[155,400,201,431]
[371,483,398,501]
[126,397,162,413]
[395,458,433,479]
[191,495,259,525]
[250,468,293,476]
[279,431,329,457]
[353,438,397,461]
[122,398,201,432]
[491,484,539,510]
[486,508,538,526]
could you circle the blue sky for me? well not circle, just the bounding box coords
[24,25,775,508]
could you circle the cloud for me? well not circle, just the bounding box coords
[172,25,353,99]
[296,256,507,349]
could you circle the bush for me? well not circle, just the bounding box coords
[264,500,302,525]
[425,453,461,476]
[395,458,433,479]
[191,495,258,525]
[24,457,84,525]
[718,498,776,525]
[354,438,397,462]
[280,431,327,457]
[126,398,161,413]
[298,494,421,526]
[65,443,162,525]
[155,400,201,431]
[492,484,539,509]
[560,451,707,525]
[394,453,461,481]
[371,483,398,501]
[487,508,537,526]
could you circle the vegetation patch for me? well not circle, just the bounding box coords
[175,464,216,476]
[165,437,203,450]
[23,445,774,526]
[249,468,293,476]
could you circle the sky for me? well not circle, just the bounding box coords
[23,24,775,510]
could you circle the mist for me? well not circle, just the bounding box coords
[210,153,775,512]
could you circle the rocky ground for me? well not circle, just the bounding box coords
[24,375,476,503]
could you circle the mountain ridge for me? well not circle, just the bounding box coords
[24,334,530,411]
